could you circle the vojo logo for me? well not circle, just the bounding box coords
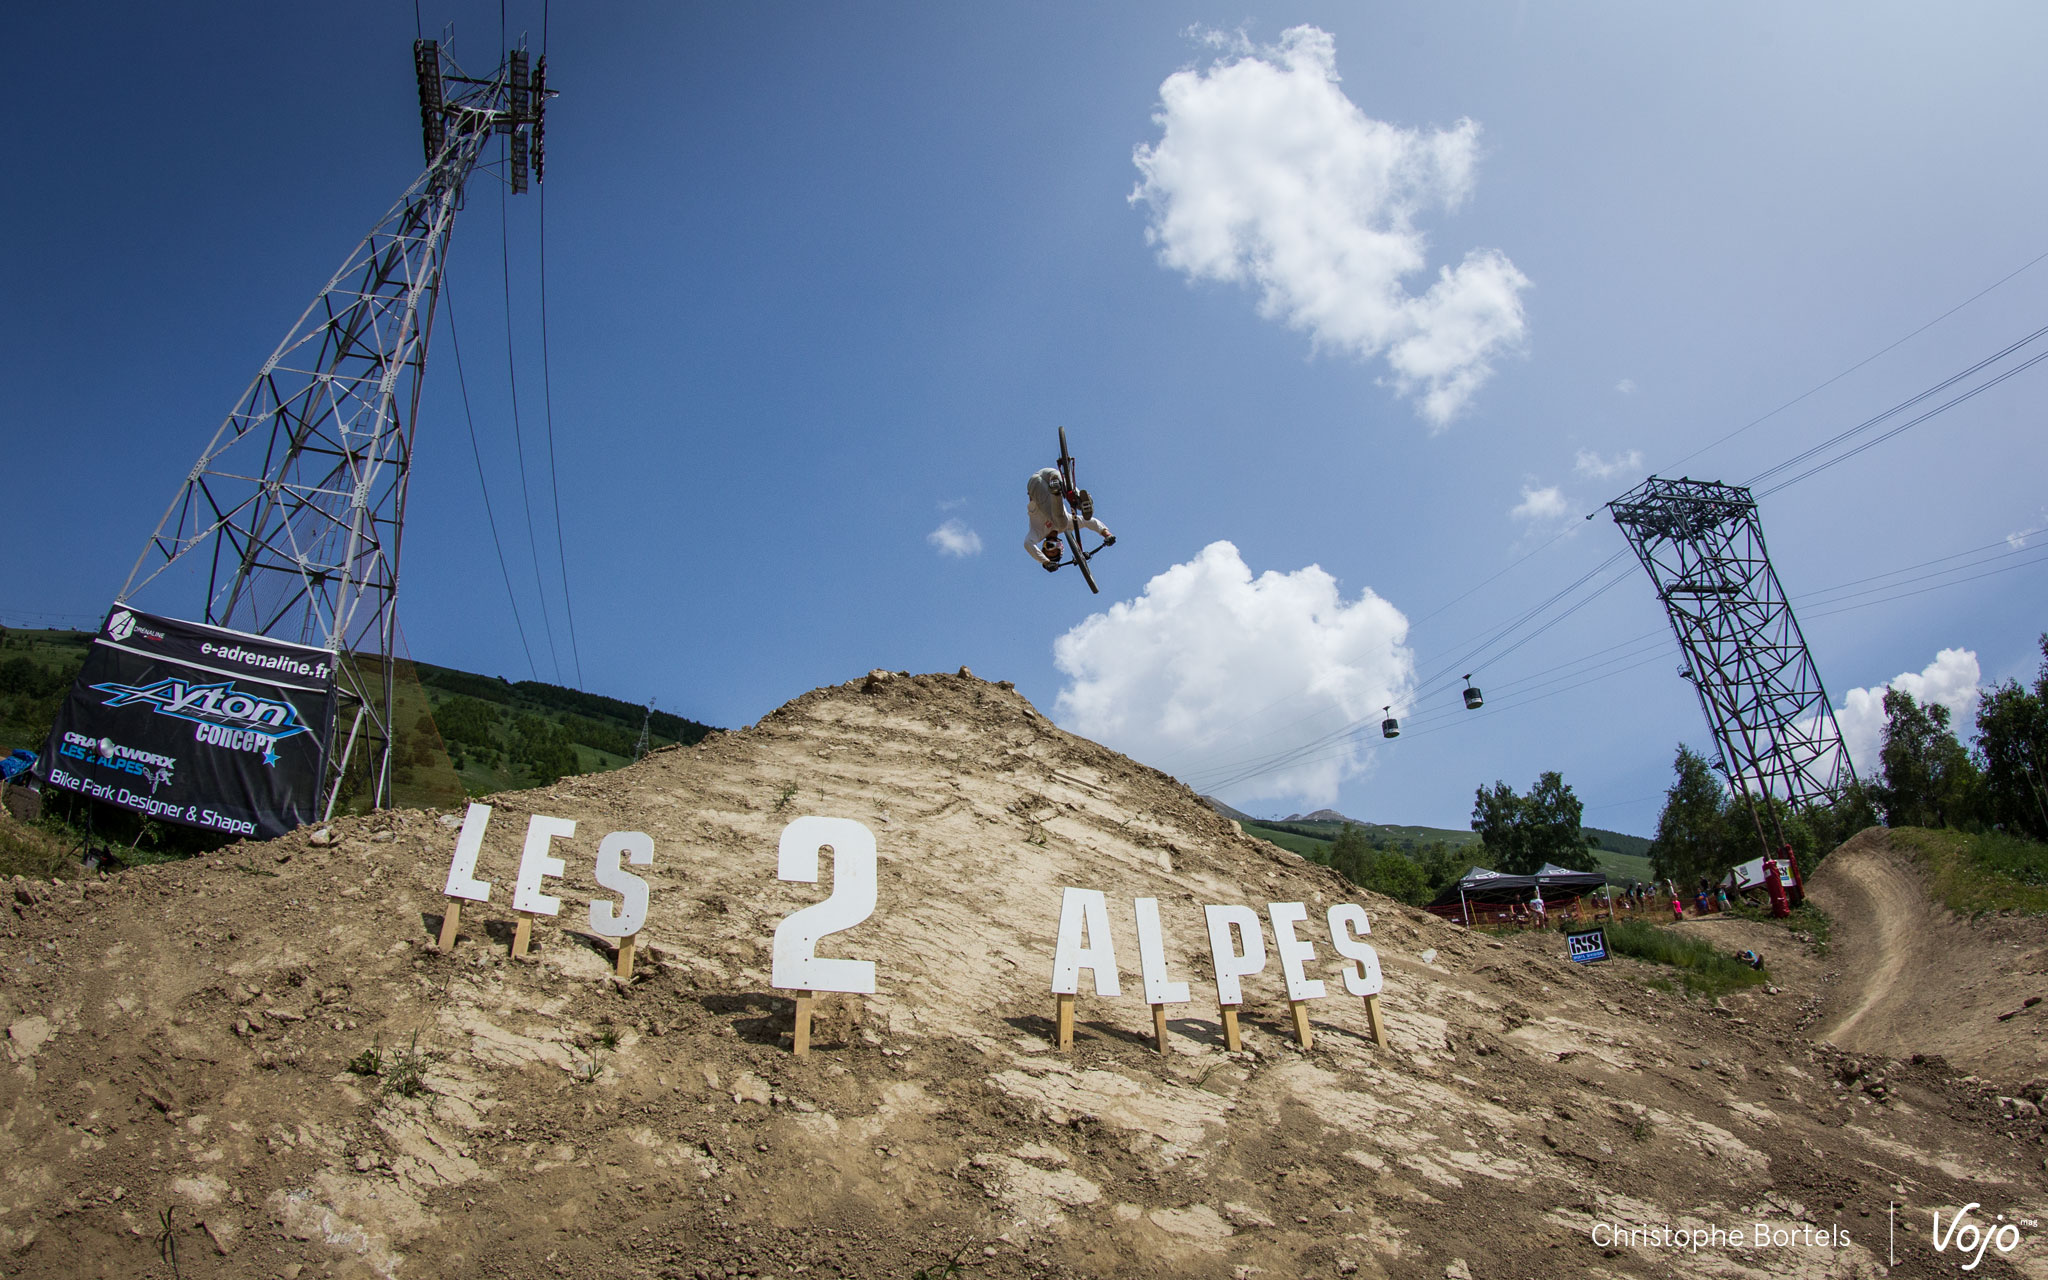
[107,610,137,642]
[1932,1203,2030,1271]
[89,677,308,767]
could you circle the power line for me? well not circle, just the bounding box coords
[1802,543,2048,621]
[537,178,583,688]
[1403,244,2048,669]
[1186,251,2048,802]
[499,174,564,682]
[444,281,540,680]
[1661,243,2048,476]
[1184,519,2048,797]
[1756,340,2048,497]
[534,0,582,689]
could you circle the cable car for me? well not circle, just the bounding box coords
[1380,705,1400,739]
[1462,676,1484,710]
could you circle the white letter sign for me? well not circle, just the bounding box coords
[1050,887,1122,997]
[1133,897,1190,1005]
[1203,903,1267,1005]
[442,801,494,903]
[1327,903,1384,997]
[511,815,576,916]
[1267,902,1327,1001]
[771,816,878,994]
[589,830,654,939]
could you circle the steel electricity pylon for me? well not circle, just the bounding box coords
[118,38,551,816]
[1609,476,1856,855]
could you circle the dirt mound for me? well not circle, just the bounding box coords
[3,670,2046,1279]
[1809,828,2048,1082]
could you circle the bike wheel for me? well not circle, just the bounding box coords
[1066,528,1098,594]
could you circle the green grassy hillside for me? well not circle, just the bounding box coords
[1235,814,1654,887]
[0,628,92,754]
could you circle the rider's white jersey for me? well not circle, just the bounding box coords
[1026,468,1108,565]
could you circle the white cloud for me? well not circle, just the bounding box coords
[926,520,982,557]
[1833,648,1981,773]
[1509,484,1570,523]
[1573,448,1643,480]
[1052,541,1414,809]
[1130,25,1528,428]
[1614,378,1636,395]
[937,497,969,511]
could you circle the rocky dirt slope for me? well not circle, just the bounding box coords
[2,670,2044,1280]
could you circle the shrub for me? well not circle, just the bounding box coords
[1603,918,1768,999]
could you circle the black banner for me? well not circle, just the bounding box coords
[35,606,337,839]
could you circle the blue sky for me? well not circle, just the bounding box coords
[7,3,2048,836]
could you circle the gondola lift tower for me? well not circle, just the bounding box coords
[115,36,552,816]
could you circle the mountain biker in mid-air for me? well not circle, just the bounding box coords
[1024,465,1113,571]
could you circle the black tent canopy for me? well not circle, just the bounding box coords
[1426,862,1609,921]
[1428,866,1535,911]
[1533,862,1608,896]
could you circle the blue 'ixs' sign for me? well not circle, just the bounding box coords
[1566,927,1609,964]
[36,606,337,839]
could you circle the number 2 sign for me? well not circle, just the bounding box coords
[770,816,878,995]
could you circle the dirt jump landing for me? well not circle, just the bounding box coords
[1809,828,2048,1083]
[2,673,2046,1279]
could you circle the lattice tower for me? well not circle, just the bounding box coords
[117,39,551,815]
[1609,476,1856,853]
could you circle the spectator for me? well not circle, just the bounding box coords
[1670,894,1685,923]
[1715,887,1730,913]
[1529,889,1547,929]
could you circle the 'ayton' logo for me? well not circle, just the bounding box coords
[89,677,309,741]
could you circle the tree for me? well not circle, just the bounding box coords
[1324,825,1435,905]
[510,712,581,786]
[1796,779,1878,870]
[1471,771,1594,874]
[1470,782,1526,869]
[1360,848,1430,904]
[1327,824,1373,887]
[1876,688,1981,830]
[1649,744,1733,888]
[1975,634,2048,841]
[1412,841,1468,899]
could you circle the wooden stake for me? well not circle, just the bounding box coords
[792,990,814,1058]
[1289,999,1313,1050]
[1151,1003,1170,1055]
[1362,993,1389,1050]
[1220,1003,1242,1052]
[614,932,638,980]
[1055,992,1075,1050]
[436,900,462,952]
[511,912,535,960]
